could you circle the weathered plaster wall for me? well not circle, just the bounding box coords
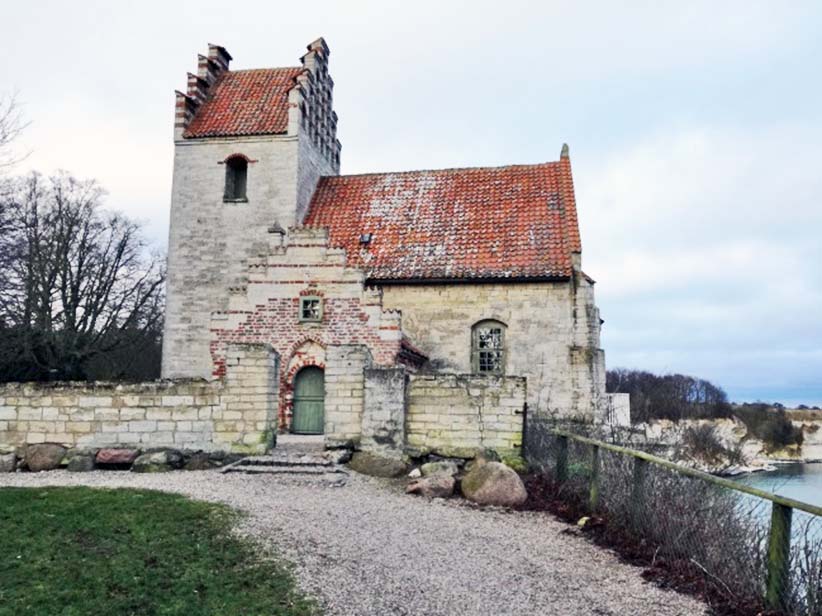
[0,345,277,453]
[362,367,407,456]
[163,134,303,380]
[324,345,370,447]
[407,374,525,457]
[380,279,605,421]
[296,130,337,224]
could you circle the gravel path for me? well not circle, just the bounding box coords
[0,471,706,615]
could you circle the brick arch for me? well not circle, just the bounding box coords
[279,339,326,430]
[218,152,258,164]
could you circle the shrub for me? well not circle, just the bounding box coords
[735,404,803,450]
[523,416,822,616]
[680,424,743,466]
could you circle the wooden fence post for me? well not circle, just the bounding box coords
[630,458,647,530]
[556,435,568,483]
[765,502,793,611]
[589,444,600,513]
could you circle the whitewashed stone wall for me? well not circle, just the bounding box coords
[606,393,631,427]
[380,277,606,422]
[407,374,525,458]
[163,135,302,379]
[0,344,277,453]
[361,367,407,456]
[324,345,369,447]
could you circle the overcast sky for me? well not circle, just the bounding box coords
[3,1,821,405]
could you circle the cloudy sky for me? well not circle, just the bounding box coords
[3,1,820,405]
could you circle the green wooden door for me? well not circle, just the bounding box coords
[291,366,325,434]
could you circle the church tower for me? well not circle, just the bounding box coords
[162,39,340,379]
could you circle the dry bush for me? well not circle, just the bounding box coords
[522,415,822,616]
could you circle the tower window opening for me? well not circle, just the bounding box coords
[224,156,248,202]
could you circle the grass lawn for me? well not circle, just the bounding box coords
[0,487,317,616]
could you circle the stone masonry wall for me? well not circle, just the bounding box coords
[407,374,525,458]
[163,134,302,380]
[361,367,407,456]
[324,345,370,447]
[380,280,606,422]
[0,344,277,453]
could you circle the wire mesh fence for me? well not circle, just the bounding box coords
[524,417,822,615]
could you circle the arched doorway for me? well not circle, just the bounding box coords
[291,366,325,434]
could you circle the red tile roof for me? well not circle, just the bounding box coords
[184,67,303,138]
[304,159,582,281]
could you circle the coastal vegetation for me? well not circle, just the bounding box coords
[523,420,822,616]
[607,369,809,452]
[735,403,805,451]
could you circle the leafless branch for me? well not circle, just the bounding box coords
[0,92,30,171]
[0,171,165,381]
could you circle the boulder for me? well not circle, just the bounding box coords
[26,444,67,472]
[0,453,16,473]
[324,448,353,465]
[408,467,422,478]
[406,474,456,498]
[461,461,527,507]
[420,460,459,477]
[132,449,183,473]
[66,455,96,473]
[464,448,501,473]
[184,452,217,471]
[348,451,408,478]
[159,448,185,469]
[96,448,140,466]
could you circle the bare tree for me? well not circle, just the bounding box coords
[0,93,27,171]
[0,93,27,289]
[0,172,165,381]
[606,368,732,423]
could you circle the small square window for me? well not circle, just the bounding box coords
[299,296,323,322]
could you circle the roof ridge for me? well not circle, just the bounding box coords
[224,66,303,74]
[557,155,582,253]
[321,160,561,180]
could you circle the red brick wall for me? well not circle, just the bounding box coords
[211,293,403,429]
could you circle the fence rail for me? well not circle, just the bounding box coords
[551,429,822,517]
[535,427,822,615]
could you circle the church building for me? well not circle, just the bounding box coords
[161,39,616,458]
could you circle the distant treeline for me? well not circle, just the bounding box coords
[607,368,805,448]
[606,368,732,423]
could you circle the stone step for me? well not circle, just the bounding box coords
[225,465,341,476]
[220,456,349,486]
[274,434,325,453]
[243,454,334,467]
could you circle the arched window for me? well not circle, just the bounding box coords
[472,319,506,374]
[224,156,248,201]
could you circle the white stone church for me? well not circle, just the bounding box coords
[158,37,618,458]
[0,38,625,459]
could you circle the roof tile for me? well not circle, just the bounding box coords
[304,161,581,281]
[184,67,303,138]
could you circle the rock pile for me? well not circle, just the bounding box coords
[0,444,242,473]
[400,447,528,507]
